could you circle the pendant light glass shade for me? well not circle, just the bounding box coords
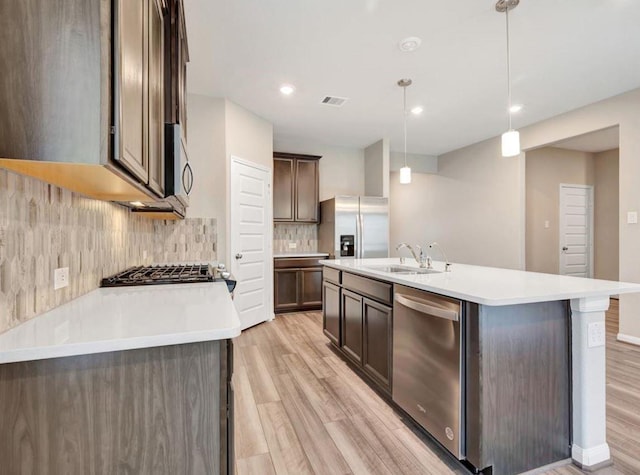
[398,79,412,184]
[399,166,412,184]
[499,1,521,158]
[501,129,520,157]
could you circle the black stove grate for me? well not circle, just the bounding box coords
[101,264,215,287]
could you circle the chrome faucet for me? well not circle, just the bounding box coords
[396,243,432,269]
[429,242,452,272]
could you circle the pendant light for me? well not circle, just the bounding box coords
[398,78,412,184]
[497,0,520,157]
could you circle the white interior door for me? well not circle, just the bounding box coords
[230,157,273,330]
[559,184,594,277]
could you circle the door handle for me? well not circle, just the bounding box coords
[394,294,459,321]
[235,253,243,260]
[562,246,568,252]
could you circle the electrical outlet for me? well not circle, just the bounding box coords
[588,321,606,348]
[54,267,69,290]
[627,211,638,224]
[288,242,297,249]
[544,220,550,229]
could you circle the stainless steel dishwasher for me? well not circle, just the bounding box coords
[392,285,464,459]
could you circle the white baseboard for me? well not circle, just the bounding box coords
[617,333,640,346]
[572,443,611,467]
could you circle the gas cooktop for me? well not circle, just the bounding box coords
[100,264,214,287]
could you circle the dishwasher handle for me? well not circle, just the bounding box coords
[395,293,459,321]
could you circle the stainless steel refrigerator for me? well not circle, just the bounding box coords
[319,196,389,259]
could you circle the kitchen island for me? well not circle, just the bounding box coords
[0,281,240,475]
[321,258,640,475]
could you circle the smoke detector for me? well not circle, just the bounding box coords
[320,96,349,107]
[399,37,422,52]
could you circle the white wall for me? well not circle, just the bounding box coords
[186,94,226,259]
[390,136,525,269]
[525,147,595,275]
[364,139,389,198]
[187,95,273,265]
[273,138,365,201]
[390,88,640,339]
[390,152,438,174]
[593,149,619,282]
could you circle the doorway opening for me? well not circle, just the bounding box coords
[524,126,619,281]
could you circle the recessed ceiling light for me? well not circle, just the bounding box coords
[510,104,523,113]
[280,84,295,95]
[411,106,424,115]
[399,37,422,52]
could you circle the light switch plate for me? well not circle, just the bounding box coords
[54,267,69,290]
[544,220,550,229]
[627,211,638,224]
[588,321,606,348]
[288,242,297,249]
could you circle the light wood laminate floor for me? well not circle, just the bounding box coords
[234,299,640,475]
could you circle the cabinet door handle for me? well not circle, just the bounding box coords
[235,253,243,260]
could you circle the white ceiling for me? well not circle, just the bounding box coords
[184,0,640,156]
[551,126,620,153]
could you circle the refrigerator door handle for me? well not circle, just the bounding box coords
[359,214,365,259]
[355,214,360,258]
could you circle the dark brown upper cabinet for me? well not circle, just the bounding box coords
[0,0,179,204]
[164,0,189,141]
[273,152,320,223]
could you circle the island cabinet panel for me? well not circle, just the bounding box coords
[465,301,571,475]
[0,340,231,475]
[273,152,321,223]
[323,270,393,395]
[362,297,392,391]
[341,289,364,364]
[323,281,341,346]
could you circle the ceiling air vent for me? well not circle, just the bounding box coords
[321,96,349,107]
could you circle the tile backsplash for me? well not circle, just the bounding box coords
[0,169,217,334]
[273,223,318,253]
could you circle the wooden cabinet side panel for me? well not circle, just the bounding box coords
[273,158,295,221]
[0,341,221,475]
[0,0,103,164]
[473,301,571,475]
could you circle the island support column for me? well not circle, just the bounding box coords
[570,296,611,469]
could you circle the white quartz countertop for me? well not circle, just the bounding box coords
[274,252,329,258]
[323,258,640,306]
[0,282,241,364]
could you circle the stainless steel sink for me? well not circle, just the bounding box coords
[364,265,442,275]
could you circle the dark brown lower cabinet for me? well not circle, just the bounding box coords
[323,281,341,345]
[362,298,392,391]
[323,270,393,395]
[274,269,299,312]
[274,257,326,313]
[341,289,364,364]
